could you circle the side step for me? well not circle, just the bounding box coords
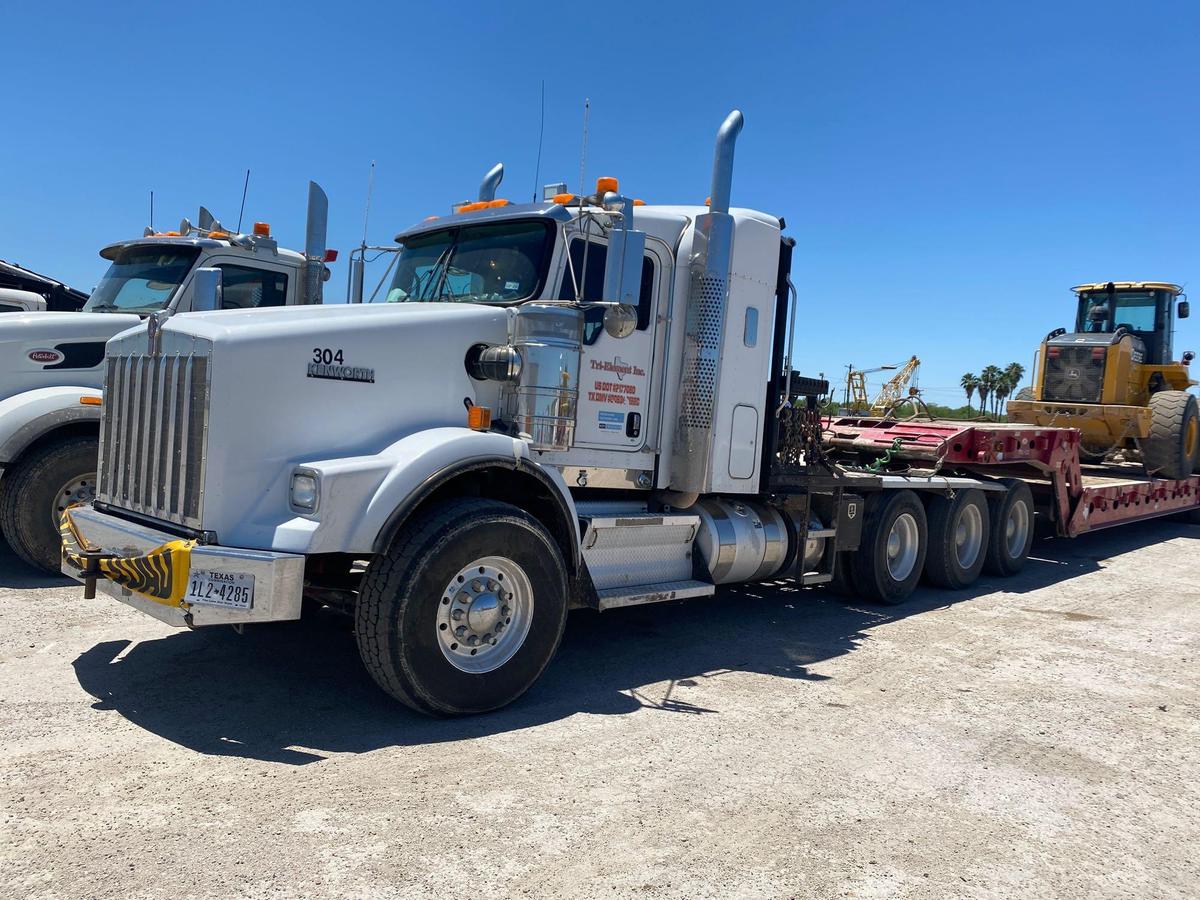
[580,511,713,611]
[595,579,716,611]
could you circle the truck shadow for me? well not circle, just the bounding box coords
[0,537,74,589]
[71,521,1199,765]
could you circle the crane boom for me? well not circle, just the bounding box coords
[870,355,921,414]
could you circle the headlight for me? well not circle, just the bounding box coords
[290,470,319,512]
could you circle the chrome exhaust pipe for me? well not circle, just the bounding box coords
[708,110,744,215]
[668,109,746,494]
[478,163,504,202]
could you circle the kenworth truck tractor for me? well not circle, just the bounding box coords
[63,110,1155,716]
[0,183,334,572]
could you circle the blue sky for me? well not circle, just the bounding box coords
[2,1,1196,406]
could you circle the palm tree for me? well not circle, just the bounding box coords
[994,373,1013,415]
[960,373,979,412]
[1002,362,1025,412]
[979,365,1004,417]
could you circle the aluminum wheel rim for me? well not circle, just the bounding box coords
[953,503,984,570]
[52,472,97,529]
[885,512,920,582]
[1005,499,1031,559]
[437,556,533,674]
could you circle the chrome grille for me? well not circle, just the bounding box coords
[1043,346,1104,404]
[96,349,210,528]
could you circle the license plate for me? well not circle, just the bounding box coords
[184,570,255,609]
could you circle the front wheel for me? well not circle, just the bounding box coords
[355,498,569,716]
[0,435,97,573]
[1141,390,1199,480]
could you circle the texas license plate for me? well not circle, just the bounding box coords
[184,570,255,609]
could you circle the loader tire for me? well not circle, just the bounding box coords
[0,436,97,574]
[1141,391,1199,481]
[355,498,568,716]
[923,489,990,590]
[851,490,927,605]
[983,479,1034,577]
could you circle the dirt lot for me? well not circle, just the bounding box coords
[1,521,1198,900]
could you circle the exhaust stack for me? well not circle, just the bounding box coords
[668,109,745,494]
[302,181,329,305]
[478,163,504,202]
[708,110,744,215]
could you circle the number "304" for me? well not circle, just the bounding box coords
[312,347,344,365]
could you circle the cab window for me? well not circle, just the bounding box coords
[557,240,655,344]
[217,265,289,310]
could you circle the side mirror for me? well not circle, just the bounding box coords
[1183,350,1196,366]
[601,194,646,307]
[193,267,223,312]
[1178,298,1190,319]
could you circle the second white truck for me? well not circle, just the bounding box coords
[0,184,334,571]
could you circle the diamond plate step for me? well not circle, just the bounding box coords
[595,579,716,611]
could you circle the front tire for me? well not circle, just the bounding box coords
[0,435,97,573]
[852,490,928,605]
[355,498,569,716]
[1142,390,1199,480]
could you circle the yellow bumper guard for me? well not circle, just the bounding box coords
[60,507,196,607]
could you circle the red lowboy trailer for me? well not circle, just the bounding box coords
[823,417,1200,537]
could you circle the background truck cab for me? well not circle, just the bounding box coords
[0,183,334,572]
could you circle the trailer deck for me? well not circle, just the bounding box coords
[823,416,1200,537]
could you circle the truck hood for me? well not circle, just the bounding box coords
[102,302,514,545]
[0,311,142,401]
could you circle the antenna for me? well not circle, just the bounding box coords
[362,160,375,246]
[350,161,376,304]
[149,190,154,231]
[578,97,590,201]
[531,80,545,202]
[236,169,250,233]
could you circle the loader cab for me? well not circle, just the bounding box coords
[1073,282,1184,366]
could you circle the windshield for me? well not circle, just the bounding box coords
[84,246,200,314]
[381,220,554,305]
[1075,290,1160,334]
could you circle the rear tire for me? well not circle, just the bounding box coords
[355,498,569,716]
[852,490,927,605]
[0,436,97,573]
[923,489,990,589]
[1142,391,1199,481]
[982,479,1034,577]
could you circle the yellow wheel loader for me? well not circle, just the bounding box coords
[1007,282,1198,479]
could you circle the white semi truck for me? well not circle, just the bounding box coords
[59,111,1200,716]
[0,184,334,572]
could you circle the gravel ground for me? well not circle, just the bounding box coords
[1,521,1198,899]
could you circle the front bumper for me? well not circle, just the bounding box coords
[60,504,304,627]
